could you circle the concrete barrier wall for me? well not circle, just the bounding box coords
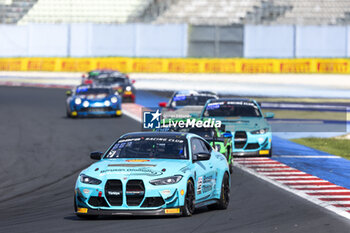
[2,24,350,58]
[0,24,188,57]
[244,25,350,58]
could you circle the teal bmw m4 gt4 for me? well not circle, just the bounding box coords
[198,98,274,157]
[74,132,230,218]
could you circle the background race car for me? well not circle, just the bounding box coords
[82,70,136,102]
[198,98,274,157]
[66,85,122,118]
[159,90,218,119]
[157,118,234,174]
[74,132,230,218]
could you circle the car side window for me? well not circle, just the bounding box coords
[203,140,212,152]
[191,138,210,155]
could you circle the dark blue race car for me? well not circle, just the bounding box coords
[66,85,122,118]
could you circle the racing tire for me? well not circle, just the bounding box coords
[268,145,273,157]
[208,173,230,210]
[182,180,195,217]
[229,163,234,174]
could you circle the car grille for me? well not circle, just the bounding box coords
[234,131,247,149]
[245,143,260,150]
[141,197,165,207]
[81,107,112,112]
[88,197,109,207]
[105,180,123,206]
[126,180,145,206]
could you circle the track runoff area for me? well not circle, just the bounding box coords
[0,83,350,232]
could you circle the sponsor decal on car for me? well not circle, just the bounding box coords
[197,176,203,194]
[99,168,163,176]
[126,159,150,162]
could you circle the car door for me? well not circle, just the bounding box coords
[191,137,216,202]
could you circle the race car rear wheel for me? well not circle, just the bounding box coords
[182,180,195,217]
[208,172,230,210]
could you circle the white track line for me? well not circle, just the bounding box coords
[276,155,341,158]
[122,109,142,123]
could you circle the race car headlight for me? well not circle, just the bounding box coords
[104,100,111,107]
[74,98,82,105]
[111,96,118,103]
[149,175,183,186]
[125,86,132,92]
[82,100,89,108]
[80,174,102,185]
[251,128,269,134]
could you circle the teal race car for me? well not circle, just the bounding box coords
[196,98,274,157]
[157,117,234,174]
[74,132,230,218]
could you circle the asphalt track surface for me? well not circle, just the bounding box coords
[0,86,350,233]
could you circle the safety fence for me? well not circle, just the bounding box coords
[0,57,350,73]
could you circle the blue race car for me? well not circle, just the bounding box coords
[74,132,230,218]
[66,85,122,118]
[197,98,274,157]
[159,90,218,119]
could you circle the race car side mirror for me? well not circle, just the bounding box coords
[220,124,226,132]
[193,152,211,162]
[66,90,72,96]
[158,102,167,108]
[223,131,233,138]
[264,112,275,119]
[131,79,136,84]
[90,151,103,160]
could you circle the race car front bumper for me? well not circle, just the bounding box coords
[232,149,271,157]
[75,207,182,216]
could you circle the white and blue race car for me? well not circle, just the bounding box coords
[74,132,230,218]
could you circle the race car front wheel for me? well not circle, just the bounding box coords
[182,180,195,217]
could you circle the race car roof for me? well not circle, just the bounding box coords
[175,90,217,97]
[121,132,188,139]
[208,98,254,103]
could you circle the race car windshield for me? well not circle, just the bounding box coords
[76,87,110,95]
[76,88,110,95]
[204,101,262,117]
[105,137,188,160]
[172,95,215,107]
[96,76,126,84]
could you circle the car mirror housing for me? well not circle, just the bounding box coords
[158,102,167,108]
[66,90,72,96]
[265,112,275,119]
[193,152,211,162]
[223,131,233,138]
[90,151,103,160]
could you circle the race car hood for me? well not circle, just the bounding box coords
[215,117,270,131]
[82,158,191,180]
